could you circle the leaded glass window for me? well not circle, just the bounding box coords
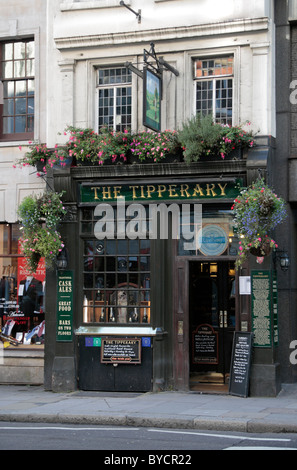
[81,208,150,324]
[97,67,132,132]
[195,57,233,125]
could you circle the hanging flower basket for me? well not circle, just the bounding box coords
[17,192,67,273]
[232,178,287,269]
[249,238,273,257]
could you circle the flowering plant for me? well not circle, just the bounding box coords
[232,179,287,268]
[219,122,255,159]
[178,114,255,162]
[65,126,131,164]
[18,192,67,273]
[130,130,179,162]
[14,142,51,172]
[14,119,254,171]
[89,127,131,164]
[14,141,71,175]
[20,227,64,273]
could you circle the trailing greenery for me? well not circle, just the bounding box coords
[178,114,221,162]
[18,192,67,273]
[178,114,255,162]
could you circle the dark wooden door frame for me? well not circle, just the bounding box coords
[173,256,241,391]
[173,257,189,391]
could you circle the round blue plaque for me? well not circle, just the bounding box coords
[198,224,228,256]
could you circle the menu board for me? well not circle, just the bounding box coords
[101,337,141,364]
[192,324,218,364]
[251,271,272,347]
[229,332,253,397]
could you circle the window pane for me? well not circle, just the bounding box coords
[15,80,26,96]
[15,97,26,114]
[14,42,26,60]
[14,60,25,78]
[15,115,26,132]
[3,81,14,98]
[215,79,233,125]
[28,97,34,114]
[27,59,35,76]
[3,99,14,115]
[28,79,34,95]
[11,224,22,254]
[27,115,34,132]
[3,43,13,60]
[195,56,233,78]
[3,61,13,79]
[26,41,35,58]
[196,81,213,116]
[3,117,13,133]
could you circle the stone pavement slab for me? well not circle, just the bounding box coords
[0,384,297,433]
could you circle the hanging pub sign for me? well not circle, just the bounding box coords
[143,67,162,132]
[56,270,73,342]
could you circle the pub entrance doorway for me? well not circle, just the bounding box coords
[189,261,235,393]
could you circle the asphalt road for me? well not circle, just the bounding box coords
[0,423,296,452]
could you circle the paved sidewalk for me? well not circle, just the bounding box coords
[0,384,297,433]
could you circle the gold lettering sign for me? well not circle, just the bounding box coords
[82,181,240,203]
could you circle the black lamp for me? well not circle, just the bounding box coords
[56,246,68,270]
[273,249,290,272]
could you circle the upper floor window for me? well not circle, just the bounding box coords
[96,66,132,132]
[0,39,35,141]
[194,56,233,125]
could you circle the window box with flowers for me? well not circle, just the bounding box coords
[177,114,256,162]
[17,192,67,273]
[232,179,287,269]
[14,117,256,171]
[129,130,182,163]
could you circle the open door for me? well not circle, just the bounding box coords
[189,261,235,392]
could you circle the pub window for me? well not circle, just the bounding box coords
[0,223,45,342]
[96,66,132,132]
[81,208,151,324]
[194,56,233,125]
[0,39,35,141]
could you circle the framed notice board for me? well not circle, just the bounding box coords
[229,332,253,397]
[101,337,141,364]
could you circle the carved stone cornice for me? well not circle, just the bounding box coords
[54,17,269,51]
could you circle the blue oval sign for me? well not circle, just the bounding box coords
[198,224,228,256]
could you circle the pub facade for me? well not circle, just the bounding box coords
[39,0,287,397]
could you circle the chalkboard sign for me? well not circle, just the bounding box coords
[229,332,253,397]
[101,337,141,364]
[192,324,218,364]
